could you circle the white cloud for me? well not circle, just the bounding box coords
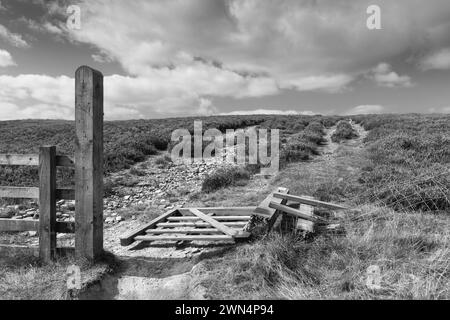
[280,74,354,93]
[219,109,316,116]
[0,24,29,48]
[65,0,450,76]
[0,49,15,67]
[346,105,385,115]
[0,73,220,120]
[368,63,413,88]
[7,0,450,119]
[429,106,450,113]
[420,48,450,70]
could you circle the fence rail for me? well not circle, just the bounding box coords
[0,148,76,262]
[0,154,74,167]
[0,65,104,263]
[0,186,75,200]
[0,219,75,233]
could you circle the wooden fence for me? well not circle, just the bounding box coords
[0,66,104,262]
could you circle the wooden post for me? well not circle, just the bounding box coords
[39,146,56,262]
[75,66,104,260]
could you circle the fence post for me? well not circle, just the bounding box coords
[39,146,56,262]
[75,66,104,261]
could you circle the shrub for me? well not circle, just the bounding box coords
[155,154,173,167]
[331,120,358,143]
[280,121,326,167]
[202,166,250,193]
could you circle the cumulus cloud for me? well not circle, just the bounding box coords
[219,109,316,116]
[0,24,29,48]
[0,49,15,67]
[420,48,450,70]
[0,73,220,120]
[346,105,385,115]
[429,106,450,113]
[367,63,413,88]
[5,0,450,119]
[64,0,450,74]
[280,75,354,93]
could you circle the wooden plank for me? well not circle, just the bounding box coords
[56,188,75,200]
[0,154,38,166]
[253,187,289,219]
[39,146,57,262]
[0,219,38,232]
[167,216,251,221]
[146,228,222,234]
[56,155,75,167]
[188,209,238,237]
[119,208,179,246]
[178,207,256,216]
[0,219,74,233]
[269,202,325,222]
[75,66,104,261]
[297,202,314,233]
[0,186,39,199]
[135,235,234,242]
[157,221,247,228]
[0,154,73,167]
[0,187,74,200]
[273,193,348,210]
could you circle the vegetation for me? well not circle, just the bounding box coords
[331,120,359,143]
[1,113,449,300]
[154,154,173,168]
[201,206,449,299]
[279,121,327,166]
[0,115,334,187]
[201,166,251,193]
[353,114,450,211]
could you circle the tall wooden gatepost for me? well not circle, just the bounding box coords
[74,66,104,260]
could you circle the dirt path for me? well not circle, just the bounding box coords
[273,122,369,205]
[83,121,369,299]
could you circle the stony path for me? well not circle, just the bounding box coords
[1,121,368,299]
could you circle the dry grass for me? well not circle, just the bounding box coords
[0,254,113,300]
[199,205,449,300]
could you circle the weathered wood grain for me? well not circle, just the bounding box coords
[269,202,325,222]
[167,216,251,221]
[178,207,256,216]
[75,66,104,260]
[188,208,238,237]
[119,208,180,246]
[253,187,289,219]
[39,146,57,262]
[0,154,74,167]
[0,186,39,199]
[0,154,38,166]
[146,228,223,234]
[273,193,348,210]
[135,235,234,242]
[0,219,75,233]
[156,221,247,228]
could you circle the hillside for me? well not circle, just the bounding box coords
[0,113,449,300]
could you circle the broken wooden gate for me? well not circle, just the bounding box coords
[120,207,253,246]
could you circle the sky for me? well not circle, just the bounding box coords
[1,0,450,120]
